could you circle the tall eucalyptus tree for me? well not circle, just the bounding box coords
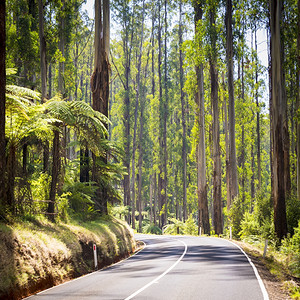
[269,0,288,240]
[91,0,110,214]
[225,0,239,206]
[194,0,210,235]
[0,0,6,206]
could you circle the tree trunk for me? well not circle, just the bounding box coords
[194,0,210,235]
[222,75,230,210]
[269,0,288,240]
[38,0,47,102]
[210,6,222,235]
[297,0,300,201]
[122,7,133,224]
[91,0,110,215]
[154,172,157,225]
[179,0,187,222]
[80,148,89,182]
[226,0,239,206]
[0,0,6,206]
[6,145,16,213]
[255,28,262,191]
[48,130,60,221]
[58,0,65,95]
[158,1,163,228]
[138,105,144,233]
[162,0,169,226]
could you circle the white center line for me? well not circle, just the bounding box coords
[124,238,188,300]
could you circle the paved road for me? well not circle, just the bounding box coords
[26,234,268,300]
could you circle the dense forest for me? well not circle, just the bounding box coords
[0,0,300,249]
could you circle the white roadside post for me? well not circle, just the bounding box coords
[199,226,202,237]
[93,244,98,270]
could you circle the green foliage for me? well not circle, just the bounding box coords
[109,205,129,220]
[63,181,98,221]
[286,193,300,236]
[142,223,162,235]
[163,218,185,235]
[239,212,260,239]
[162,215,198,236]
[228,197,243,239]
[281,221,300,277]
[183,215,198,236]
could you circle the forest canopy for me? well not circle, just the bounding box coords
[0,0,300,249]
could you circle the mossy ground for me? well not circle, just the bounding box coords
[0,216,136,300]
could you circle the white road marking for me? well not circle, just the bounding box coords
[124,239,188,300]
[227,240,269,300]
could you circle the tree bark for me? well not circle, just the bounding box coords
[138,105,144,233]
[48,130,60,221]
[158,1,163,228]
[255,28,262,191]
[38,0,47,102]
[80,148,89,182]
[91,0,110,215]
[226,0,238,207]
[210,5,222,235]
[194,0,210,235]
[297,0,300,201]
[269,0,288,240]
[0,0,6,206]
[179,0,187,222]
[58,0,65,95]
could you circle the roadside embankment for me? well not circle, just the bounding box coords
[0,216,136,300]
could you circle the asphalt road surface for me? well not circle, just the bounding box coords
[26,234,269,300]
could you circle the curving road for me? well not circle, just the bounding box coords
[26,234,268,300]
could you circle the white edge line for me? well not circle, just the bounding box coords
[124,239,188,300]
[25,241,147,299]
[227,240,269,300]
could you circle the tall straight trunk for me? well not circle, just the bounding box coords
[149,174,153,223]
[225,0,238,206]
[0,0,6,205]
[122,9,133,224]
[138,105,144,233]
[269,0,287,240]
[158,1,163,228]
[58,0,65,95]
[161,0,168,227]
[38,0,47,102]
[194,0,210,235]
[150,11,156,225]
[239,56,246,206]
[48,130,60,221]
[91,0,110,215]
[297,0,300,201]
[251,144,255,211]
[154,172,157,225]
[179,0,187,222]
[279,6,291,197]
[131,0,145,230]
[210,6,222,235]
[223,75,230,210]
[255,28,262,191]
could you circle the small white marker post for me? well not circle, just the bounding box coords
[229,227,232,240]
[93,244,98,270]
[263,239,268,258]
[199,226,202,237]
